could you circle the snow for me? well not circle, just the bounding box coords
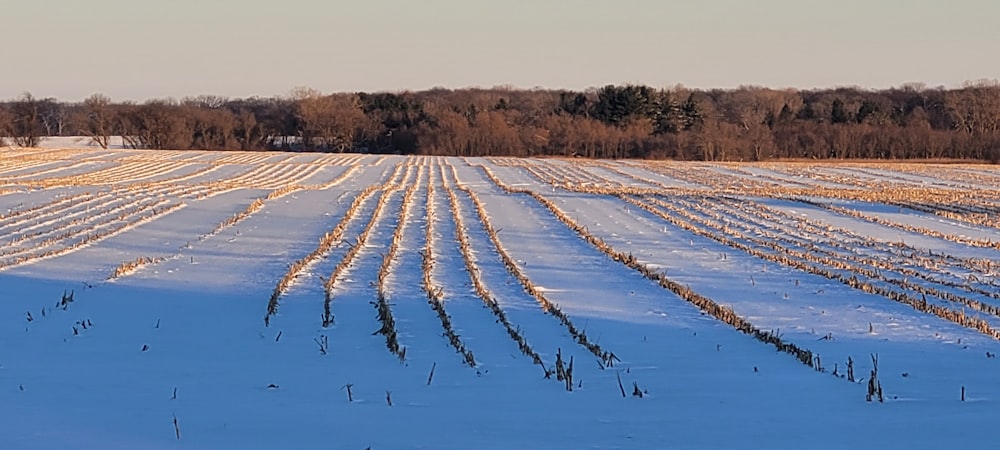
[1,148,1000,449]
[37,136,131,150]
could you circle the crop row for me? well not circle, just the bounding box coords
[473,162,834,372]
[438,163,548,374]
[2,195,174,259]
[266,163,410,324]
[0,159,105,183]
[671,195,1000,319]
[317,164,416,330]
[0,192,95,226]
[710,196,1000,296]
[449,163,615,364]
[205,165,362,240]
[107,256,168,280]
[0,201,184,271]
[627,195,1000,340]
[792,198,1000,250]
[372,164,424,360]
[421,163,476,367]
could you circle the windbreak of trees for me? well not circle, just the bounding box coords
[1,80,999,161]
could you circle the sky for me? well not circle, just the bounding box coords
[3,0,998,101]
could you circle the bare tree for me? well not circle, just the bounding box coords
[37,97,67,137]
[293,88,366,152]
[319,94,366,152]
[233,108,265,150]
[115,102,142,149]
[1,82,999,160]
[415,103,471,155]
[948,80,1000,136]
[727,88,778,161]
[80,94,114,149]
[0,107,10,147]
[291,87,323,151]
[185,103,236,150]
[10,93,44,147]
[131,100,190,150]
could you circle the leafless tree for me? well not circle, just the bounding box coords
[184,102,236,150]
[232,108,266,150]
[948,80,1000,136]
[1,81,998,160]
[9,93,45,147]
[37,97,67,137]
[292,88,366,152]
[132,100,190,150]
[80,94,114,149]
[0,107,10,147]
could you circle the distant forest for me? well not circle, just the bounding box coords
[1,81,999,161]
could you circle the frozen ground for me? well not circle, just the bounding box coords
[1,148,999,449]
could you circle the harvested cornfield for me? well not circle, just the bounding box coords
[2,148,1000,448]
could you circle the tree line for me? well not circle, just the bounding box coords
[1,81,998,161]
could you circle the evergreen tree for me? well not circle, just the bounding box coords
[558,92,589,117]
[764,109,776,129]
[681,94,703,130]
[830,98,850,124]
[593,85,654,127]
[777,103,794,123]
[651,90,682,134]
[796,102,816,120]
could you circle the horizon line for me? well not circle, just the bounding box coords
[4,78,998,103]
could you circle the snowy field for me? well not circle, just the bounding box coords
[1,147,1000,449]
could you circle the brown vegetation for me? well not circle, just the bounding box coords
[3,81,1000,161]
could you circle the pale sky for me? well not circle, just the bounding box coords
[4,0,998,101]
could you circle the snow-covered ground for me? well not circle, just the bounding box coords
[1,148,999,449]
[36,136,131,150]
